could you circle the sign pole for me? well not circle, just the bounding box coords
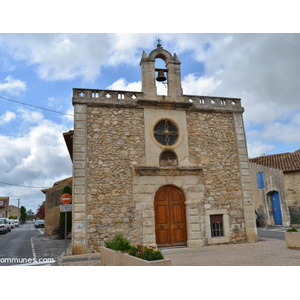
[65,211,67,253]
[60,193,72,255]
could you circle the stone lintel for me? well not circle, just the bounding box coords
[135,166,202,176]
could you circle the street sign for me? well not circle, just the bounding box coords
[60,204,72,212]
[60,193,72,205]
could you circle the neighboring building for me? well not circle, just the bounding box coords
[42,177,72,236]
[70,43,257,255]
[8,205,20,218]
[249,151,300,226]
[0,197,9,218]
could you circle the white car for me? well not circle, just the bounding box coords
[0,218,10,234]
[9,220,15,229]
[5,218,11,232]
[14,219,20,227]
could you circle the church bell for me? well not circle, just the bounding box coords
[156,69,167,82]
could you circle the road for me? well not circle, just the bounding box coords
[257,226,286,241]
[0,221,69,266]
[0,221,42,265]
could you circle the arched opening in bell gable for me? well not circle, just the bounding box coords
[155,58,167,95]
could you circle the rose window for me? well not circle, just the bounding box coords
[154,120,179,146]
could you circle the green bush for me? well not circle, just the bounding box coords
[286,227,298,232]
[105,234,131,252]
[105,235,164,261]
[128,244,164,261]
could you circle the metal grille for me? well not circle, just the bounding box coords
[210,215,224,237]
[154,120,178,146]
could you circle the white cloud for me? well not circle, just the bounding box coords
[0,34,112,82]
[247,141,275,158]
[106,78,141,91]
[0,75,26,95]
[0,109,72,211]
[0,111,16,125]
[182,73,221,95]
[187,34,300,126]
[248,113,300,145]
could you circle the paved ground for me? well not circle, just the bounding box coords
[33,234,71,263]
[57,236,300,266]
[161,237,300,266]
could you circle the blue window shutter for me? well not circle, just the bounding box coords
[257,172,264,189]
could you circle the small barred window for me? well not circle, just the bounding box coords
[210,214,224,237]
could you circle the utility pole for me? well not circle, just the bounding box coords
[17,199,20,220]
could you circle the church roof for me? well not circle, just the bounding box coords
[249,151,300,172]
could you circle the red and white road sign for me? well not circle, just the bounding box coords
[60,193,72,205]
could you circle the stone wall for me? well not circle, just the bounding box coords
[44,178,72,236]
[86,106,145,252]
[249,162,290,226]
[284,171,300,225]
[83,108,250,253]
[187,111,247,243]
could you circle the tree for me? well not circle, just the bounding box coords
[20,206,27,223]
[35,202,45,219]
[27,209,34,220]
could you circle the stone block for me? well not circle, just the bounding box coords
[74,204,85,212]
[74,194,85,204]
[187,208,199,216]
[75,185,85,194]
[143,226,155,235]
[143,234,156,244]
[142,209,154,218]
[74,169,85,177]
[73,229,85,238]
[74,221,85,229]
[133,194,153,203]
[73,213,85,221]
[73,152,86,161]
[187,239,203,248]
[75,104,87,114]
[74,161,86,169]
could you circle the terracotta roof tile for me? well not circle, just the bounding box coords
[0,197,9,208]
[249,151,300,172]
[41,177,72,194]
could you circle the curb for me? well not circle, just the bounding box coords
[57,253,102,266]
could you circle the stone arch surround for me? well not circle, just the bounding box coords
[132,174,205,248]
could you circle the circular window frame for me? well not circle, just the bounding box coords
[151,118,183,149]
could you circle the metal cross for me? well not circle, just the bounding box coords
[157,38,162,45]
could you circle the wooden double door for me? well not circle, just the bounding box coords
[154,185,187,247]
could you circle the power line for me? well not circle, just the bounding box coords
[0,181,47,189]
[267,145,300,155]
[0,95,73,117]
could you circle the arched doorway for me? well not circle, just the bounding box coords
[154,185,187,247]
[271,191,282,225]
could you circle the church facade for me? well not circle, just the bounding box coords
[71,43,257,254]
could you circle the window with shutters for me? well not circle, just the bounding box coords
[257,172,264,189]
[210,214,224,237]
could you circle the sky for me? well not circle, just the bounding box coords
[0,4,300,214]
